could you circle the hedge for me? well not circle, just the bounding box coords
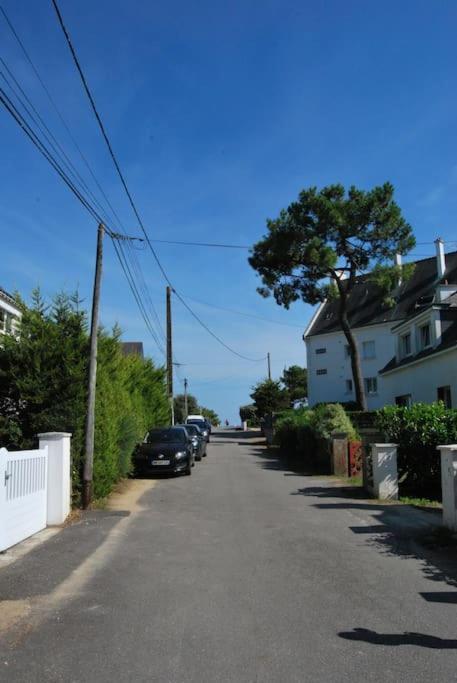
[0,291,169,502]
[376,402,457,500]
[274,404,357,469]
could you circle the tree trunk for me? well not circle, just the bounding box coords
[336,281,367,411]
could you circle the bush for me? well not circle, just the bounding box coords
[376,402,457,500]
[309,403,358,441]
[274,404,358,474]
[0,291,170,503]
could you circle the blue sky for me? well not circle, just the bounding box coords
[1,0,457,423]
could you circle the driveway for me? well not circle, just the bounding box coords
[1,429,457,682]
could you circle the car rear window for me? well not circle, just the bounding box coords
[146,429,186,444]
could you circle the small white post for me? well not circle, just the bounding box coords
[38,432,72,525]
[371,443,398,500]
[437,445,457,532]
[242,421,247,432]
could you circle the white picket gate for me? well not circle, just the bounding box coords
[0,446,48,552]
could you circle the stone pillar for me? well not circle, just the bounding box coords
[38,432,72,525]
[332,432,348,477]
[371,443,398,500]
[242,421,248,432]
[437,445,457,532]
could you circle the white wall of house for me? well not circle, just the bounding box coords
[382,347,457,407]
[305,322,396,409]
[0,295,21,338]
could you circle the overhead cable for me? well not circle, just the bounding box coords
[51,0,266,363]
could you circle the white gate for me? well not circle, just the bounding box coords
[0,446,48,552]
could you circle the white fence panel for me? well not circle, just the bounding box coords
[0,446,48,552]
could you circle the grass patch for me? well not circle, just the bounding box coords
[400,496,442,510]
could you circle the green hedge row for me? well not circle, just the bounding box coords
[274,404,358,470]
[0,291,169,502]
[376,402,457,501]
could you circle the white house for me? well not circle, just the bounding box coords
[304,239,457,409]
[380,293,457,407]
[0,287,21,339]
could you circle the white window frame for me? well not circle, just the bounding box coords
[400,332,411,358]
[419,323,432,350]
[364,377,378,395]
[362,340,376,360]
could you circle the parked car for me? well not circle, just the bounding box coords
[176,424,207,460]
[133,426,195,476]
[186,415,211,442]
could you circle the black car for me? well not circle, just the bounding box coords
[177,424,207,460]
[186,418,210,442]
[133,427,195,476]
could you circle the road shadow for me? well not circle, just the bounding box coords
[293,483,457,589]
[0,510,126,601]
[248,445,316,475]
[339,628,457,649]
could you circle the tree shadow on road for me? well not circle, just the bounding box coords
[246,444,317,476]
[293,484,457,590]
[338,628,457,649]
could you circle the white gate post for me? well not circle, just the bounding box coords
[437,444,457,532]
[0,448,7,552]
[38,432,72,525]
[371,443,399,500]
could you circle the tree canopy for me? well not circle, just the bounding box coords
[250,379,288,418]
[281,365,307,406]
[174,393,199,423]
[249,183,415,409]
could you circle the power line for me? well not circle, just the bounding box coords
[0,4,170,356]
[149,239,250,249]
[182,294,305,329]
[0,84,106,226]
[0,72,166,357]
[51,0,266,364]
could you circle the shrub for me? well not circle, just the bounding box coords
[274,408,312,452]
[376,402,457,500]
[309,403,358,441]
[0,291,169,503]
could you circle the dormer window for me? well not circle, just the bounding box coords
[419,323,431,350]
[400,333,411,358]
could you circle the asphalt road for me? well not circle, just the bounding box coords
[1,429,457,682]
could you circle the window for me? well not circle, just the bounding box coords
[419,323,431,349]
[437,386,452,409]
[400,333,411,357]
[364,377,377,394]
[345,379,353,393]
[362,340,376,359]
[315,348,326,355]
[316,369,327,375]
[396,394,412,407]
[4,313,12,334]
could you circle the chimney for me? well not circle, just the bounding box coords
[394,253,402,286]
[435,238,446,279]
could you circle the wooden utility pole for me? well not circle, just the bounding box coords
[267,352,271,380]
[166,286,174,425]
[184,378,188,419]
[82,223,104,509]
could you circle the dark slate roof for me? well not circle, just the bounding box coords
[121,342,144,358]
[0,287,17,307]
[380,313,457,374]
[306,250,457,337]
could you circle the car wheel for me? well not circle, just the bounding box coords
[186,463,192,475]
[196,455,202,461]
